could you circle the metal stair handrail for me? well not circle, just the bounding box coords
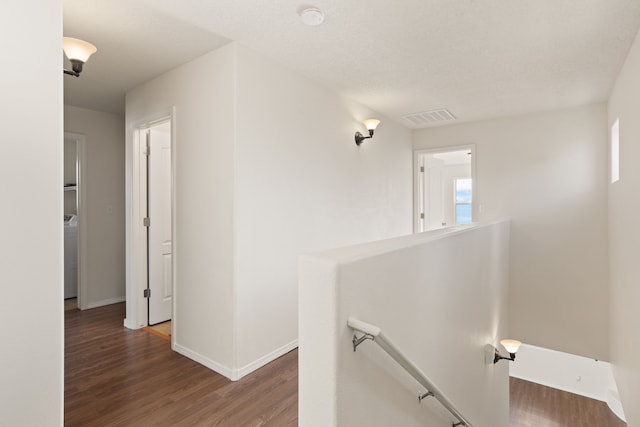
[348,317,473,427]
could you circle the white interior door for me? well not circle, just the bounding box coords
[148,122,172,325]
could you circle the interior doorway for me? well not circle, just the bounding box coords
[414,145,476,233]
[127,115,174,330]
[63,133,87,310]
[146,120,173,325]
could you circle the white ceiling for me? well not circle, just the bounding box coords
[64,0,640,127]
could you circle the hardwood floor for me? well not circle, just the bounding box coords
[145,320,172,341]
[66,303,625,426]
[64,297,78,311]
[510,377,626,427]
[65,303,297,426]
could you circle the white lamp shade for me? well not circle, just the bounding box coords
[500,339,522,354]
[63,37,97,63]
[362,119,380,131]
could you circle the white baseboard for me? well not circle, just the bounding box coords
[173,339,299,382]
[606,388,626,422]
[509,344,621,404]
[123,317,143,330]
[173,342,235,380]
[86,296,126,309]
[235,339,298,380]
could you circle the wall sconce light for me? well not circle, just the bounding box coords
[63,37,97,77]
[355,119,381,145]
[493,339,522,364]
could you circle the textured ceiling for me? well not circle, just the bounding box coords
[64,0,640,126]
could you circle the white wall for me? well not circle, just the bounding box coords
[299,222,511,427]
[126,44,237,372]
[414,104,609,361]
[607,26,640,427]
[233,44,413,372]
[0,0,64,424]
[65,105,126,308]
[126,42,413,379]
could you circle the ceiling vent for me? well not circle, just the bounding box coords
[402,108,456,126]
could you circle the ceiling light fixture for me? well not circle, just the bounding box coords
[355,119,381,146]
[299,7,325,26]
[63,37,97,77]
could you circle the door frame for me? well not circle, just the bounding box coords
[125,108,176,334]
[64,132,88,309]
[413,144,477,233]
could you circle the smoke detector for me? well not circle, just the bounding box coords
[299,7,325,26]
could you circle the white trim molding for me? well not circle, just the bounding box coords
[173,340,299,381]
[173,343,235,380]
[606,388,626,422]
[86,296,126,310]
[235,339,299,380]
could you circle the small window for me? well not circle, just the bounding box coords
[455,178,472,225]
[611,119,619,183]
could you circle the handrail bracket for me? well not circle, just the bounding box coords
[352,333,375,351]
[418,391,434,402]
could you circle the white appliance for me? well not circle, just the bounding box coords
[64,214,78,299]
